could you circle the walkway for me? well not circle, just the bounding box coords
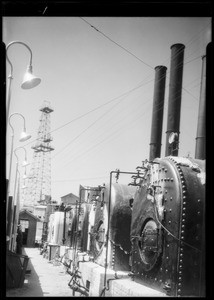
[6,247,74,297]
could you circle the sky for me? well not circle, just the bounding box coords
[4,17,211,204]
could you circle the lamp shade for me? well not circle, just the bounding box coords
[19,131,31,142]
[21,65,41,89]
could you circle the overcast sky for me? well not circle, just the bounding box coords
[4,17,211,203]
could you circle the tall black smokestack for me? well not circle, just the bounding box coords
[195,55,206,159]
[165,43,185,156]
[149,65,167,161]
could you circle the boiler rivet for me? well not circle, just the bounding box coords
[198,199,201,203]
[183,207,186,211]
[168,220,171,224]
[170,197,173,201]
[182,213,186,217]
[197,211,201,215]
[166,256,169,260]
[169,209,172,212]
[167,244,170,247]
[178,277,182,281]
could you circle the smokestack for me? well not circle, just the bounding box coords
[149,65,167,161]
[195,55,206,159]
[165,43,185,156]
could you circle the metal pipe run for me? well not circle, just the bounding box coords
[149,65,167,161]
[195,55,206,160]
[165,43,185,156]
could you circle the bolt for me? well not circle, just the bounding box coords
[182,213,186,217]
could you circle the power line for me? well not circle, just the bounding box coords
[79,17,154,70]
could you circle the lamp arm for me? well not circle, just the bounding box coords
[14,146,27,160]
[9,112,27,132]
[6,41,33,76]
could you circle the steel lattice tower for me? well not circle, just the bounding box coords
[23,101,54,210]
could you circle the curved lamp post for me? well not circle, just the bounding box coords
[6,41,41,122]
[6,113,31,237]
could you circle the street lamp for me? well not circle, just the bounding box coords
[6,113,31,235]
[6,40,41,122]
[9,146,29,251]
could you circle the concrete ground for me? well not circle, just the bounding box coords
[6,247,76,297]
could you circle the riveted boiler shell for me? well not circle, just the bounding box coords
[80,203,91,252]
[90,183,136,271]
[130,156,205,297]
[70,209,78,248]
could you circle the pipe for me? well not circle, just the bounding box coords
[149,65,167,161]
[195,55,206,159]
[165,43,185,156]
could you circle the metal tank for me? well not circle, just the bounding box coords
[130,157,205,297]
[90,183,136,271]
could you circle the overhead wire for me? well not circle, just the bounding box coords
[79,17,154,70]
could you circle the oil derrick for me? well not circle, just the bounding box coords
[23,101,54,211]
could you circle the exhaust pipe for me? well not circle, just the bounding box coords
[165,43,185,156]
[149,65,167,161]
[195,55,206,160]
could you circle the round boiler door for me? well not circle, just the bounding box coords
[138,219,160,271]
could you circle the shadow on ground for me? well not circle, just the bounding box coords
[6,247,44,297]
